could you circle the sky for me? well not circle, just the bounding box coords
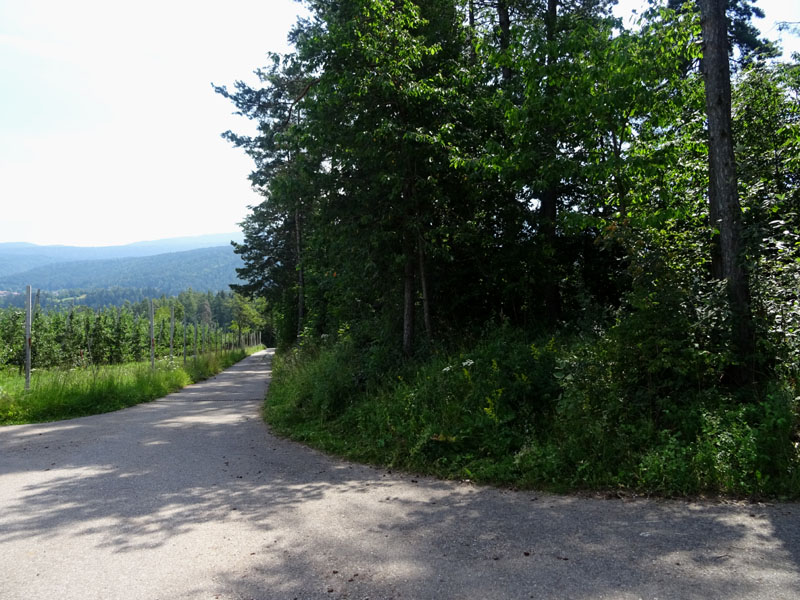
[1,0,798,247]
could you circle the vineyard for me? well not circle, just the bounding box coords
[0,289,266,372]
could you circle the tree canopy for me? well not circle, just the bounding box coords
[221,0,796,370]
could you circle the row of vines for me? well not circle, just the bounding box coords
[0,291,266,371]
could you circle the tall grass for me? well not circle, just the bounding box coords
[0,347,260,425]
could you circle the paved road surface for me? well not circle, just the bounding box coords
[1,350,799,599]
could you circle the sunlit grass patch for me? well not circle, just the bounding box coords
[0,346,261,425]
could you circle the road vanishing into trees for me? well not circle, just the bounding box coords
[1,350,798,599]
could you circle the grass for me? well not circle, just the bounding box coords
[0,346,263,425]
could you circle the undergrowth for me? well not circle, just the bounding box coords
[265,327,800,499]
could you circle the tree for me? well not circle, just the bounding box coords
[698,0,756,378]
[297,0,468,354]
[218,51,318,344]
[231,294,265,348]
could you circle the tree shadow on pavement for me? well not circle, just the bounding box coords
[1,351,798,599]
[206,478,800,600]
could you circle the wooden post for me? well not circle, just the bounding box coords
[183,317,187,366]
[169,305,175,359]
[149,299,155,369]
[194,321,198,361]
[25,285,31,391]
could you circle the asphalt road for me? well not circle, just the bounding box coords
[1,349,799,599]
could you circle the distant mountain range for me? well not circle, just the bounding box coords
[0,234,246,299]
[0,233,243,278]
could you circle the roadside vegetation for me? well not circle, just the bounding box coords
[266,331,798,498]
[0,288,269,425]
[0,346,261,425]
[221,1,800,498]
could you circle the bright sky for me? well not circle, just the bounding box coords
[1,0,797,247]
[0,0,302,247]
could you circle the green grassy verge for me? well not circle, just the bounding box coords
[0,347,263,425]
[265,331,800,499]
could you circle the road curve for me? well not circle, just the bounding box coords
[1,349,799,599]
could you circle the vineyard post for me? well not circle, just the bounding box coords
[183,316,187,366]
[149,299,155,369]
[170,305,174,359]
[25,285,31,391]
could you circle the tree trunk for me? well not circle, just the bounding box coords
[295,207,305,338]
[418,233,433,341]
[699,0,756,377]
[540,0,561,324]
[497,1,512,85]
[402,249,415,357]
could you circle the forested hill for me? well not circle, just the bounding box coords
[0,233,243,279]
[0,246,243,296]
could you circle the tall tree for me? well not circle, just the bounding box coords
[292,0,468,354]
[698,0,755,377]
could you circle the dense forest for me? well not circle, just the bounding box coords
[218,0,800,496]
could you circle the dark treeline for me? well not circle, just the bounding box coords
[217,0,800,495]
[0,289,266,370]
[0,288,239,321]
[0,287,165,310]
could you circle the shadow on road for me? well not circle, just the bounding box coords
[1,350,798,599]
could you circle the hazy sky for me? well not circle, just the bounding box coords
[1,0,797,247]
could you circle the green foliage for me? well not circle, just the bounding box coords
[267,328,561,482]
